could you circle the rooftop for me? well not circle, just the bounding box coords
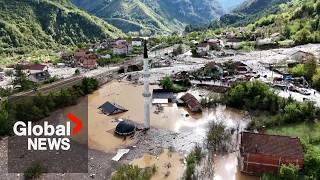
[241,132,304,160]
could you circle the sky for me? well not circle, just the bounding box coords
[217,0,246,12]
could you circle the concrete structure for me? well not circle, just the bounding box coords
[239,132,304,175]
[142,40,151,129]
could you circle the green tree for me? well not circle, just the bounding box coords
[317,2,320,14]
[160,77,174,90]
[13,65,35,91]
[294,28,312,44]
[304,56,317,80]
[279,164,299,180]
[312,69,320,91]
[303,143,320,179]
[289,64,304,77]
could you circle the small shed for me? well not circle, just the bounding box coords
[99,102,128,115]
[239,132,304,175]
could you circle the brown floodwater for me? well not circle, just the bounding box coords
[66,80,257,179]
[214,153,258,180]
[130,149,184,180]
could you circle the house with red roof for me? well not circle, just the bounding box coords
[74,49,97,69]
[23,64,50,82]
[239,132,304,175]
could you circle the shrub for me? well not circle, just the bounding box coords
[206,121,231,151]
[279,164,299,180]
[312,69,320,91]
[289,64,304,77]
[224,81,280,113]
[185,145,204,180]
[111,165,156,180]
[303,143,320,179]
[24,162,47,180]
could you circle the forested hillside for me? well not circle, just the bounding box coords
[71,0,224,34]
[186,0,320,46]
[0,0,124,57]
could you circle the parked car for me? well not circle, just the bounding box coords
[298,88,311,96]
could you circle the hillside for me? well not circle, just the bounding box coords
[0,0,124,57]
[186,0,320,46]
[219,0,291,26]
[71,0,223,34]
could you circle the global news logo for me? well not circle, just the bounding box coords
[12,113,82,151]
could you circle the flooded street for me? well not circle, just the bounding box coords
[63,80,257,179]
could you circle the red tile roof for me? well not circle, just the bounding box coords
[23,64,48,71]
[241,132,304,160]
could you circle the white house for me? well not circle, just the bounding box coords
[23,64,50,82]
[196,43,210,56]
[131,38,143,46]
[113,44,132,55]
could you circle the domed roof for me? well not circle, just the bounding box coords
[114,120,136,136]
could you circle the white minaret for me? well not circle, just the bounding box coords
[143,39,151,129]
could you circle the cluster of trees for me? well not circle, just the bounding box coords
[160,77,189,93]
[0,77,99,136]
[224,81,320,128]
[289,56,320,91]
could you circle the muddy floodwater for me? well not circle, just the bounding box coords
[130,149,184,180]
[67,80,257,180]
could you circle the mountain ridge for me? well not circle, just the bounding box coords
[0,0,124,56]
[71,0,224,34]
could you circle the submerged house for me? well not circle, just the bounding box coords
[239,132,304,175]
[99,102,128,115]
[180,93,202,112]
[152,89,176,104]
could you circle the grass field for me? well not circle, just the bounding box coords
[267,122,320,148]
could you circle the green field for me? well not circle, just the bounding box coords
[267,122,320,148]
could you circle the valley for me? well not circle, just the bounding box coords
[0,0,319,180]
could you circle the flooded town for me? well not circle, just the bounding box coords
[0,31,319,180]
